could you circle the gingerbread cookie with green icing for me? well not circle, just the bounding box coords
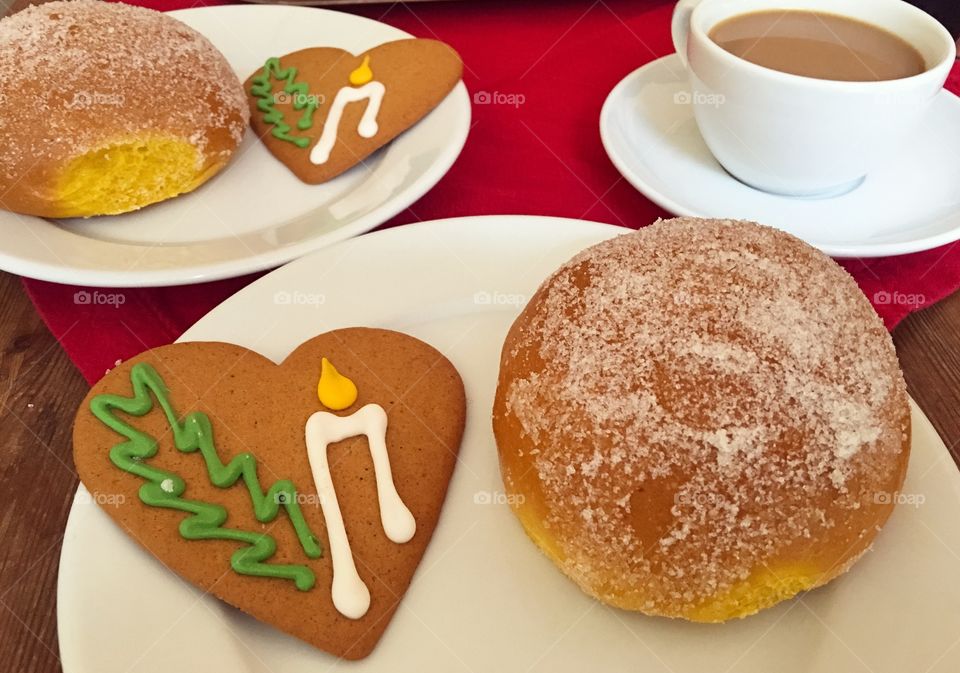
[72,328,466,660]
[245,39,462,183]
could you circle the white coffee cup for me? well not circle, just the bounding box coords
[671,0,956,197]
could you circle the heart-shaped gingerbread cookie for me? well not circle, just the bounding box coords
[72,328,466,660]
[245,40,463,183]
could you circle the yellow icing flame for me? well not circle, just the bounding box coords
[348,55,374,86]
[317,358,358,411]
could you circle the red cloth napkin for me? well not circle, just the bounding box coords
[21,0,960,384]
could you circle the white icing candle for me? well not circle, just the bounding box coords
[310,80,386,166]
[304,403,416,619]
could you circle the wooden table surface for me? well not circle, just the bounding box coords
[3,0,960,671]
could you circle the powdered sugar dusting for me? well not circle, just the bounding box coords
[0,0,248,188]
[500,218,909,615]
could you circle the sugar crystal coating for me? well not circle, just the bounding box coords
[0,0,248,185]
[498,218,910,615]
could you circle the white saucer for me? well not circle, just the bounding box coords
[0,5,470,287]
[58,217,960,673]
[600,54,960,258]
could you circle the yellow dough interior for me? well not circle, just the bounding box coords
[55,137,214,217]
[512,500,822,622]
[686,565,821,622]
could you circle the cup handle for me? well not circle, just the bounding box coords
[671,0,702,68]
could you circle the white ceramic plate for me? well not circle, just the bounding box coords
[0,5,469,287]
[600,54,960,258]
[58,217,960,673]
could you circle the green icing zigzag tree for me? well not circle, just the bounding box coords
[90,362,323,591]
[250,57,320,148]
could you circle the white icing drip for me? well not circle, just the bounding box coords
[309,80,386,165]
[304,403,416,619]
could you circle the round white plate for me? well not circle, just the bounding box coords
[0,5,469,287]
[58,217,960,673]
[600,54,960,258]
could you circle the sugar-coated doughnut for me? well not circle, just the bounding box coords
[0,0,248,218]
[492,218,910,622]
